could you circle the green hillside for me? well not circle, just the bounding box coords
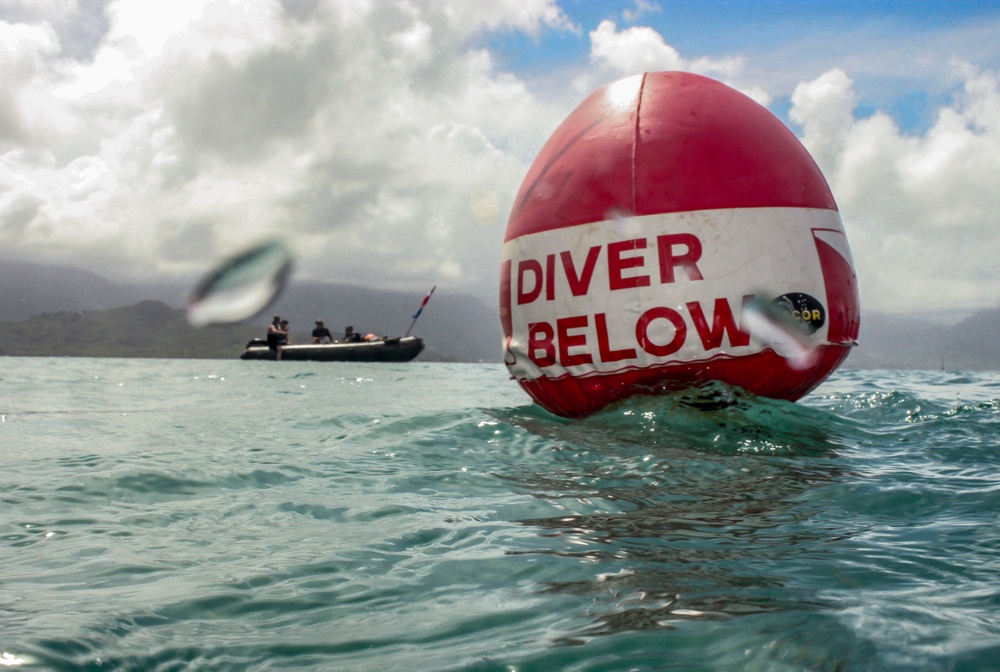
[0,300,263,359]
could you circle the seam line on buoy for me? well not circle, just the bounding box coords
[632,72,647,213]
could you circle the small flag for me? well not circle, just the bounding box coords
[405,286,436,337]
[412,286,436,319]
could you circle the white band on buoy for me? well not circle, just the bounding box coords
[503,206,852,381]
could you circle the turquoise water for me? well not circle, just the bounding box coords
[2,358,999,671]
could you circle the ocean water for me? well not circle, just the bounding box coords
[2,358,1000,671]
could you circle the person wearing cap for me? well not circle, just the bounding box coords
[312,320,333,344]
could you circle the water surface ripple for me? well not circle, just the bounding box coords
[2,360,999,670]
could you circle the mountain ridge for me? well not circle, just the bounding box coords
[1,260,997,368]
[0,261,499,361]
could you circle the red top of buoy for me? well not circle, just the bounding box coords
[506,71,837,242]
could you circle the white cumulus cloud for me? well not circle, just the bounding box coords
[792,64,1000,313]
[1,0,998,320]
[0,0,571,301]
[584,20,767,104]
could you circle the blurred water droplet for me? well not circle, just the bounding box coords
[606,208,639,236]
[186,239,293,327]
[743,295,818,371]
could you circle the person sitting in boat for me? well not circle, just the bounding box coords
[364,333,381,342]
[312,320,333,344]
[278,320,291,346]
[343,325,363,343]
[266,316,284,350]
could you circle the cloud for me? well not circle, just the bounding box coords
[791,64,1000,313]
[1,0,998,319]
[0,0,570,301]
[0,20,60,145]
[622,1,661,25]
[0,0,110,60]
[584,20,768,104]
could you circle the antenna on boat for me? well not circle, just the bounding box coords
[405,286,436,337]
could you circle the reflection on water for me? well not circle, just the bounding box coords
[494,384,856,642]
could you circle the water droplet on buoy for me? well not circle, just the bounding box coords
[742,295,818,371]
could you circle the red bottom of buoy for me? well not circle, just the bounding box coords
[516,345,852,418]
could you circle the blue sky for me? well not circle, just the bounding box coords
[1,0,999,314]
[494,0,1000,67]
[486,0,1000,134]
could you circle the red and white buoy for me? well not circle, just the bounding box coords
[500,71,860,417]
